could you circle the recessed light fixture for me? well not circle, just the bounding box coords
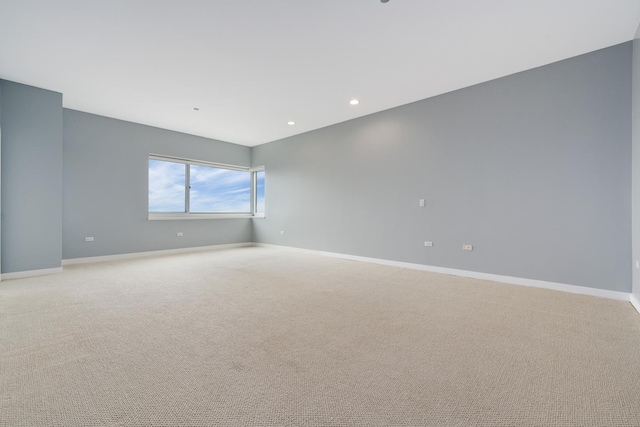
[193,107,200,111]
[288,121,296,125]
[349,99,360,105]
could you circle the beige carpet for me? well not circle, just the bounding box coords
[1,246,640,426]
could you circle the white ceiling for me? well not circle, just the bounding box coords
[1,0,639,147]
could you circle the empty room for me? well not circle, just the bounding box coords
[1,0,640,426]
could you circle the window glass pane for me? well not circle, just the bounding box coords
[190,165,251,213]
[148,159,186,212]
[255,171,265,214]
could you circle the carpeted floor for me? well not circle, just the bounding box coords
[1,246,640,426]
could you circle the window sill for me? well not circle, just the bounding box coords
[148,213,259,220]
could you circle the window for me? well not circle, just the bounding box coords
[148,155,265,219]
[254,170,265,216]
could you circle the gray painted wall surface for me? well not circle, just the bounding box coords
[252,43,632,292]
[633,38,640,301]
[0,83,2,276]
[63,110,251,259]
[0,80,63,273]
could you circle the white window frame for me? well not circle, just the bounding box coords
[148,154,265,220]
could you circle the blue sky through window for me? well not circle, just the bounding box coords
[256,171,265,214]
[148,159,186,212]
[190,165,251,213]
[149,158,256,214]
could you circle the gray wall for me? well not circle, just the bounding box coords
[633,34,640,301]
[252,43,632,293]
[63,110,252,260]
[0,80,63,273]
[0,82,2,276]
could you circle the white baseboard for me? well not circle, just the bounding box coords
[7,243,635,308]
[254,243,630,302]
[62,242,253,266]
[2,266,63,280]
[631,294,640,315]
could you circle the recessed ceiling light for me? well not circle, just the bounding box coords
[349,99,360,105]
[288,121,295,125]
[193,107,200,111]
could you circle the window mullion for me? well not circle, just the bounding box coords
[185,164,190,213]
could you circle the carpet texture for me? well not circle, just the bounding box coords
[1,246,640,426]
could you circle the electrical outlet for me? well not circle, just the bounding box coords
[424,241,433,247]
[85,237,94,242]
[462,244,473,251]
[419,199,425,207]
[280,230,285,235]
[177,232,183,237]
